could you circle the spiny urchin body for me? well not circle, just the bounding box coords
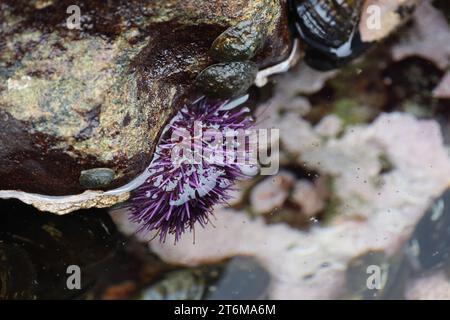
[128,97,256,242]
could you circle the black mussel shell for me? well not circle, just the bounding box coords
[288,0,372,70]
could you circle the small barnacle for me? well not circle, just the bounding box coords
[195,62,258,99]
[210,19,267,62]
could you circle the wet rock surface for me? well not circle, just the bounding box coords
[0,0,291,198]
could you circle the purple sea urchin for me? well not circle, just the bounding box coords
[127,96,256,242]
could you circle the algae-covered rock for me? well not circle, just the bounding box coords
[0,0,291,213]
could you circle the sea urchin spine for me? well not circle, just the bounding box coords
[127,96,256,242]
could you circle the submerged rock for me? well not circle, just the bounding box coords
[0,243,36,299]
[195,62,258,98]
[79,168,116,189]
[0,0,291,213]
[345,251,409,300]
[210,20,267,62]
[139,256,270,300]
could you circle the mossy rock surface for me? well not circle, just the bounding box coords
[0,0,291,197]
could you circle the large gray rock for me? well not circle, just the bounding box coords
[0,0,291,213]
